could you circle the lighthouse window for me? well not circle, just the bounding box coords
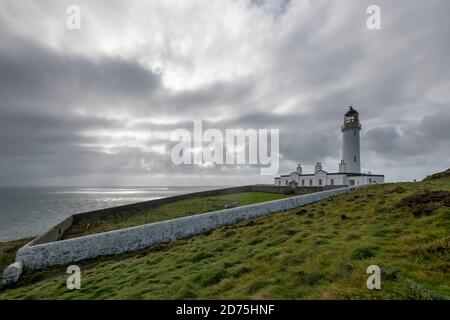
[301,180,305,186]
[319,179,322,186]
[309,179,312,186]
[354,156,357,162]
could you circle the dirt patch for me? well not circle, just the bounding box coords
[396,190,450,217]
[391,186,406,193]
[295,208,308,216]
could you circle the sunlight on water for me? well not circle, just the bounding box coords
[53,190,155,195]
[0,186,222,242]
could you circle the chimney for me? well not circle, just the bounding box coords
[339,160,347,173]
[314,162,322,173]
[296,163,302,174]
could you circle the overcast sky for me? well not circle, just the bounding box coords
[0,0,449,186]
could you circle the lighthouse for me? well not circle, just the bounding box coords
[340,106,361,173]
[274,106,384,187]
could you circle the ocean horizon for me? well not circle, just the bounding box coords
[0,186,227,242]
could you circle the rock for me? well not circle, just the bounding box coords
[224,201,238,209]
[2,260,24,286]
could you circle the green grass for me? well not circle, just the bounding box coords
[0,238,32,274]
[64,192,288,238]
[0,177,449,299]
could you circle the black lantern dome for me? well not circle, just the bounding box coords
[344,106,358,117]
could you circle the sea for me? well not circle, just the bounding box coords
[0,186,224,242]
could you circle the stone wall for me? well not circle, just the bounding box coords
[72,186,252,223]
[70,185,325,223]
[29,216,73,246]
[15,185,365,270]
[27,184,325,247]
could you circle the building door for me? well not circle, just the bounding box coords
[348,180,355,186]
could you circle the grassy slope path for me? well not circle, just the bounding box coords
[0,176,449,299]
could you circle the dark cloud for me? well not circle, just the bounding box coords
[365,108,450,158]
[0,34,161,114]
[0,0,449,185]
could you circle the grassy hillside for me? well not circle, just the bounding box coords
[0,176,449,299]
[64,192,288,239]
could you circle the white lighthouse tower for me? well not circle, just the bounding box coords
[274,106,384,187]
[340,106,361,173]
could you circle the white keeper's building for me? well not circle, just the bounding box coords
[274,107,384,187]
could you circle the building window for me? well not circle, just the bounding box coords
[349,180,355,186]
[369,178,372,183]
[285,180,288,186]
[301,179,305,186]
[330,179,334,185]
[354,155,357,162]
[309,179,312,186]
[354,130,356,136]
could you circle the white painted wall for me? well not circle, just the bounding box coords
[342,127,361,173]
[275,172,384,187]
